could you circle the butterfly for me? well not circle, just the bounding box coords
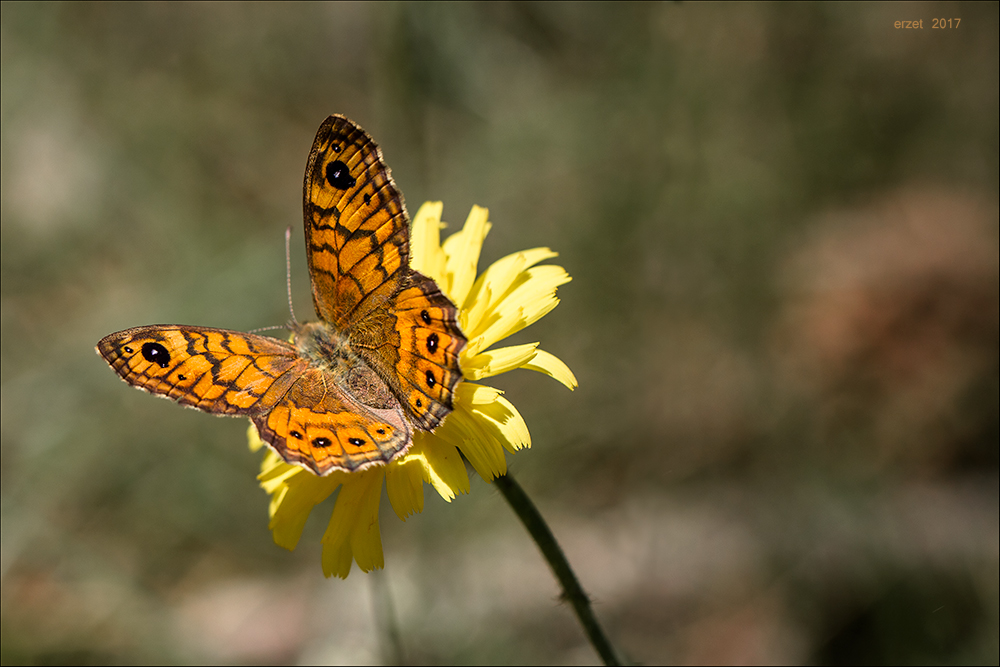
[97,115,466,475]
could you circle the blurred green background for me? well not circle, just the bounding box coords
[2,2,998,664]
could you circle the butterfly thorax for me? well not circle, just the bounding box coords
[291,321,348,368]
[291,321,396,410]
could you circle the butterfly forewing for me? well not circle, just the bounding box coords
[302,115,467,433]
[97,326,306,415]
[303,115,410,330]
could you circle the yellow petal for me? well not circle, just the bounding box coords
[470,296,566,356]
[434,406,507,481]
[410,201,447,282]
[459,381,503,405]
[350,515,385,574]
[469,393,531,453]
[465,266,571,354]
[321,538,354,580]
[463,250,564,339]
[447,383,513,478]
[505,265,573,311]
[443,206,491,307]
[247,422,266,452]
[464,247,559,327]
[386,454,425,520]
[523,348,578,390]
[267,471,342,550]
[462,342,539,380]
[412,432,470,501]
[464,306,524,358]
[460,281,491,334]
[321,467,385,578]
[258,453,301,494]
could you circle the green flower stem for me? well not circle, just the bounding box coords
[494,472,622,666]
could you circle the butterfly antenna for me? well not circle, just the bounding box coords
[285,225,299,327]
[247,324,289,334]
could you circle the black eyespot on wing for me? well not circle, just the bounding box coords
[348,437,365,446]
[123,345,134,354]
[290,430,304,440]
[363,193,371,205]
[141,342,170,368]
[313,437,332,448]
[415,398,423,408]
[332,144,342,153]
[420,310,432,325]
[426,332,439,354]
[426,370,436,388]
[325,160,356,189]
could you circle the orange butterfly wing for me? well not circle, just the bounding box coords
[98,325,412,475]
[303,115,409,329]
[252,366,411,474]
[349,273,465,430]
[97,326,306,415]
[302,115,466,431]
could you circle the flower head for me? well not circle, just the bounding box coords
[249,203,576,578]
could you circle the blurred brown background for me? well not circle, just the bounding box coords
[2,3,997,664]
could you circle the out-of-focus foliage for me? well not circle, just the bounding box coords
[2,3,997,664]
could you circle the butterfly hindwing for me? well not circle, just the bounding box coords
[252,368,412,474]
[351,272,465,430]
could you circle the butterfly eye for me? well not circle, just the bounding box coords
[142,342,171,368]
[325,160,356,189]
[426,333,439,354]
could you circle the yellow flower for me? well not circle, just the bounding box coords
[248,203,576,578]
